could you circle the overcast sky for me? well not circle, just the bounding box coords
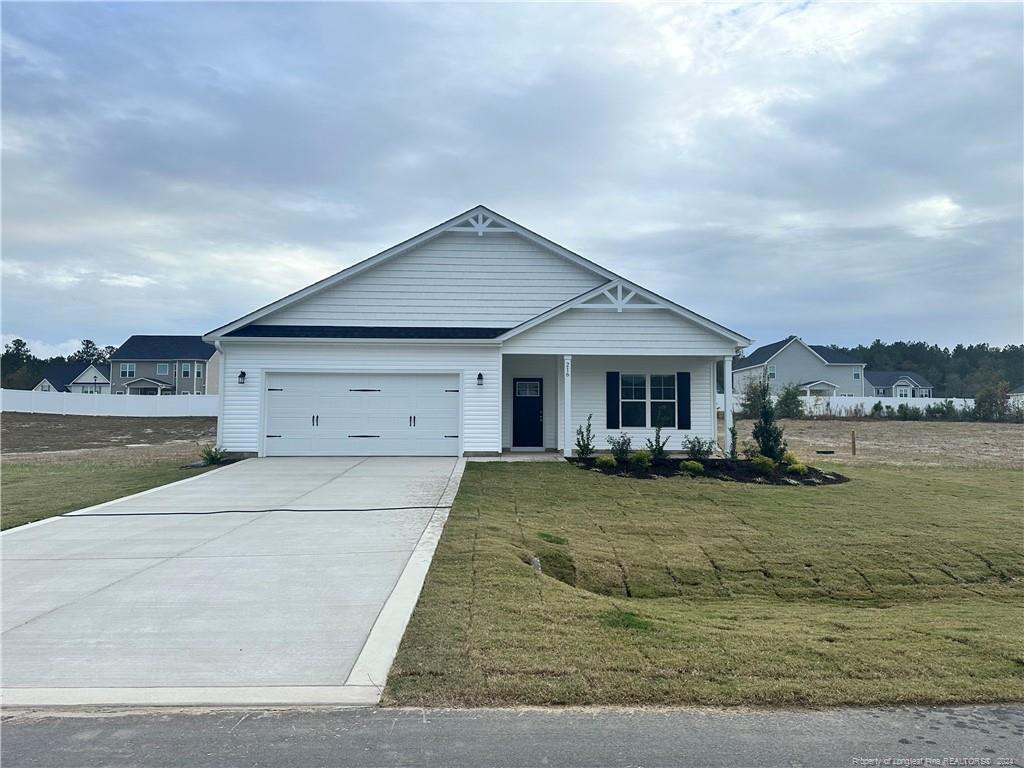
[3,2,1022,357]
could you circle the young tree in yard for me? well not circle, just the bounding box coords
[750,378,786,461]
[775,384,805,419]
[973,378,1010,422]
[739,376,770,419]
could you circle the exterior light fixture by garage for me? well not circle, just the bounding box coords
[477,372,484,386]
[237,371,247,385]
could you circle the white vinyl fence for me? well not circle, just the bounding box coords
[717,393,974,416]
[1,389,219,417]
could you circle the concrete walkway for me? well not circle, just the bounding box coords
[2,705,1020,767]
[1,457,464,707]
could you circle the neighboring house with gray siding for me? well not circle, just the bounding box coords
[732,336,866,397]
[109,336,220,395]
[33,362,111,393]
[863,371,934,398]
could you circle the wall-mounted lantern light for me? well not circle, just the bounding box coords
[237,371,247,385]
[476,372,484,386]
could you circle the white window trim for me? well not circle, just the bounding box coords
[181,362,191,378]
[195,363,203,379]
[120,362,136,378]
[157,363,170,375]
[620,373,677,429]
[767,365,776,380]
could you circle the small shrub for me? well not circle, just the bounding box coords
[630,449,653,473]
[870,401,884,418]
[644,425,670,461]
[606,433,632,464]
[683,436,715,460]
[574,414,596,458]
[751,455,776,476]
[782,450,799,466]
[199,445,228,465]
[776,384,805,419]
[896,403,924,421]
[679,459,704,475]
[787,461,808,476]
[924,400,959,420]
[538,532,568,545]
[595,455,618,471]
[751,378,786,461]
[728,425,738,460]
[740,441,759,460]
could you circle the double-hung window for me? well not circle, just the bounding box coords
[854,370,861,380]
[195,363,203,379]
[650,374,676,428]
[157,363,169,375]
[767,365,776,380]
[620,374,677,428]
[620,375,646,427]
[120,363,135,379]
[181,363,191,378]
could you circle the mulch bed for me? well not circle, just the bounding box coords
[569,457,849,486]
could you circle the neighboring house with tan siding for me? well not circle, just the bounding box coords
[109,335,220,395]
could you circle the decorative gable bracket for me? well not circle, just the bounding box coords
[446,212,515,236]
[578,282,658,312]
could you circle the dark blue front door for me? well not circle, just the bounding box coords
[512,378,543,447]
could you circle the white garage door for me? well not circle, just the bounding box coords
[264,372,461,456]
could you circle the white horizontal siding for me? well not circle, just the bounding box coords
[261,232,605,328]
[502,308,737,356]
[218,341,500,454]
[570,355,717,448]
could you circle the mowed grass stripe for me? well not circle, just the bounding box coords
[384,461,1024,707]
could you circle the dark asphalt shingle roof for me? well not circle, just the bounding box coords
[225,325,510,339]
[38,362,111,392]
[863,370,934,389]
[111,335,216,361]
[1011,384,1024,395]
[734,336,863,370]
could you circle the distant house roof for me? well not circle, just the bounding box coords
[864,370,934,389]
[1011,384,1024,395]
[111,335,216,361]
[124,376,175,388]
[225,325,510,340]
[37,362,111,392]
[734,336,863,371]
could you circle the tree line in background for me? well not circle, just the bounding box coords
[817,340,1023,397]
[1,339,116,390]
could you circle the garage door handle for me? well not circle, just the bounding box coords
[408,416,412,427]
[413,415,416,427]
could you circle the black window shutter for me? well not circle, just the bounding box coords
[606,372,620,429]
[676,372,691,430]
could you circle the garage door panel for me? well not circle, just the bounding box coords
[264,373,460,457]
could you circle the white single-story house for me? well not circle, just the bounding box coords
[32,362,111,394]
[203,206,750,457]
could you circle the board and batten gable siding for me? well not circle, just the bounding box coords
[501,308,737,356]
[567,355,717,447]
[217,341,501,454]
[259,232,607,328]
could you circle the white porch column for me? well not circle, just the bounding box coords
[723,355,734,455]
[562,355,573,458]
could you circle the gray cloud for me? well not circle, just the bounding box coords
[2,2,1021,352]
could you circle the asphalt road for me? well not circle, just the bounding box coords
[2,704,1021,767]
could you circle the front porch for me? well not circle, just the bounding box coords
[500,353,735,457]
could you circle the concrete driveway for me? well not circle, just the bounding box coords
[1,457,464,707]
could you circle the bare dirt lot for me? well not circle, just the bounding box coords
[1,413,216,459]
[735,418,1024,469]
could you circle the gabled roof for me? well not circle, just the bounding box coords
[36,362,110,392]
[1011,384,1024,395]
[69,363,111,385]
[124,376,175,387]
[203,205,750,346]
[864,370,934,389]
[112,335,216,361]
[798,379,839,388]
[733,336,863,370]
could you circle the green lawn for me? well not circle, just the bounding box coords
[1,460,216,530]
[384,461,1024,707]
